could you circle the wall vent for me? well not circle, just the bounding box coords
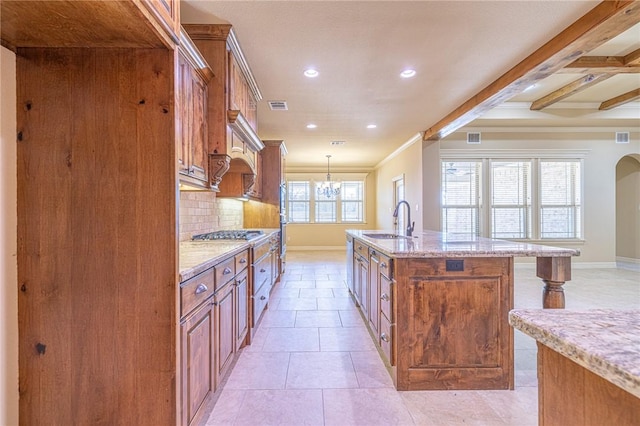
[330,141,346,146]
[615,132,630,144]
[268,100,288,111]
[467,132,481,144]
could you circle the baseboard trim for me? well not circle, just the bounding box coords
[514,261,619,270]
[289,246,346,251]
[616,256,640,272]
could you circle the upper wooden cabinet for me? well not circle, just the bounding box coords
[0,0,177,50]
[177,29,213,188]
[182,24,264,194]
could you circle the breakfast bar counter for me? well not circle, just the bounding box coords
[509,309,640,425]
[346,230,580,391]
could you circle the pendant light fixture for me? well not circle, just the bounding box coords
[317,154,341,198]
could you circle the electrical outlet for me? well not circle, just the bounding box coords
[446,259,464,272]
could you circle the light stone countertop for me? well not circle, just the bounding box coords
[509,309,640,398]
[347,229,580,259]
[179,229,279,282]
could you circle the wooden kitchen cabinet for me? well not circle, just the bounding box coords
[215,281,235,381]
[177,30,212,187]
[235,269,249,349]
[180,300,215,426]
[141,0,180,44]
[183,24,264,194]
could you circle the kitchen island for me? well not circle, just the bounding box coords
[510,309,640,425]
[346,230,579,391]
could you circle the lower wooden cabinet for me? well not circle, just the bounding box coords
[181,301,215,426]
[215,281,235,380]
[235,269,249,349]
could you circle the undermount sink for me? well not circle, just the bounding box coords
[363,233,411,239]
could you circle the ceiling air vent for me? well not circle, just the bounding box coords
[615,132,630,144]
[467,132,481,144]
[268,100,288,111]
[330,141,346,146]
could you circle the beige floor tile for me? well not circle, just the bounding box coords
[323,388,415,425]
[269,287,300,299]
[349,351,395,388]
[295,310,343,328]
[274,297,317,311]
[339,310,366,327]
[299,288,335,298]
[317,296,358,310]
[315,279,348,289]
[286,352,359,389]
[205,389,246,425]
[400,390,505,425]
[224,352,290,390]
[261,327,320,352]
[331,288,351,297]
[232,389,324,426]
[258,310,297,328]
[319,326,377,352]
[478,387,538,425]
[281,279,316,289]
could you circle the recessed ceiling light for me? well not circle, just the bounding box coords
[304,69,319,78]
[400,69,416,78]
[306,123,317,129]
[367,124,377,129]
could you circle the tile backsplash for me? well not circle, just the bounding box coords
[179,192,244,241]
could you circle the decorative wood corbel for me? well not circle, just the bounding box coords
[209,154,231,192]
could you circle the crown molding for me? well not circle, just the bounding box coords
[375,132,423,169]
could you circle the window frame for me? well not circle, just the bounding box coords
[440,149,587,242]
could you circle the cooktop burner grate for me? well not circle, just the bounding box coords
[191,230,264,241]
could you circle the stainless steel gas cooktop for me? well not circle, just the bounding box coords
[191,230,264,241]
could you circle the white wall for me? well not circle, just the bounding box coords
[616,155,640,259]
[440,129,640,264]
[1,45,19,426]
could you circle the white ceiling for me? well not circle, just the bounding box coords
[181,1,639,170]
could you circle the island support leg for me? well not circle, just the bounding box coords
[536,257,571,309]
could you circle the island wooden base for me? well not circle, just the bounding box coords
[394,257,514,391]
[538,343,640,425]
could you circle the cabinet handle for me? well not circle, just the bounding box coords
[223,267,232,275]
[239,258,247,264]
[260,295,266,300]
[380,293,389,302]
[381,262,387,269]
[358,245,363,250]
[380,333,390,343]
[195,283,208,295]
[260,268,266,273]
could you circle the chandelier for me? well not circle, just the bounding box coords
[317,155,341,199]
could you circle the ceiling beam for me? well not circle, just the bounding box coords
[599,88,640,110]
[559,48,640,73]
[422,0,640,141]
[530,73,614,110]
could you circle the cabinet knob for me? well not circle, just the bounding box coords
[381,262,387,269]
[260,295,266,300]
[223,267,232,275]
[358,245,363,250]
[239,258,247,264]
[380,293,389,302]
[380,333,390,343]
[260,268,266,273]
[195,283,208,295]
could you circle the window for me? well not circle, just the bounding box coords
[287,181,310,223]
[441,154,583,240]
[540,161,581,239]
[286,176,366,223]
[442,161,482,235]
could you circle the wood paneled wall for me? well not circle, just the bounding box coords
[16,47,178,424]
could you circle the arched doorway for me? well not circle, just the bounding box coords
[615,154,640,270]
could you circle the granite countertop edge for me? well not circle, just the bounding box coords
[347,229,580,259]
[179,229,279,282]
[509,309,640,399]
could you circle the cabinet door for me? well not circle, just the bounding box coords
[368,251,380,337]
[141,0,180,42]
[235,270,249,349]
[215,283,235,380]
[189,66,208,182]
[356,255,369,317]
[181,301,214,426]
[177,53,191,176]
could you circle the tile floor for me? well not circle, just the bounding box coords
[205,251,640,426]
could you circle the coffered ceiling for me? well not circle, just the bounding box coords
[181,1,640,170]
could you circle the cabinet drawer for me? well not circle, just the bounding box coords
[181,268,215,317]
[235,249,249,273]
[253,240,270,261]
[214,256,236,291]
[380,275,393,322]
[379,253,392,279]
[252,279,270,327]
[253,255,271,295]
[379,314,395,366]
[354,240,369,258]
